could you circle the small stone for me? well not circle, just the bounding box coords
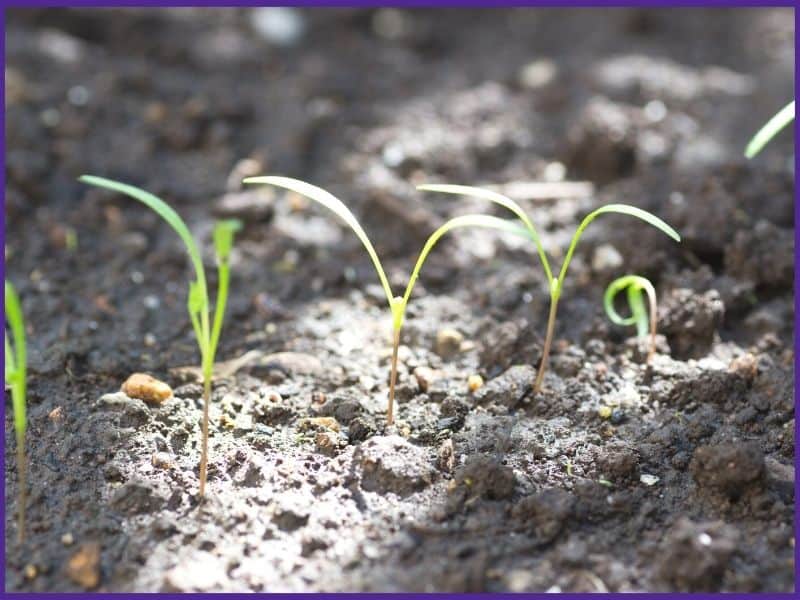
[598,406,613,419]
[467,374,484,392]
[61,532,75,546]
[413,366,442,393]
[437,438,455,473]
[151,452,172,469]
[591,243,623,272]
[519,59,557,89]
[314,430,340,456]
[435,328,464,359]
[48,406,65,423]
[24,564,37,580]
[219,414,236,430]
[297,416,340,433]
[640,473,660,486]
[66,542,101,589]
[121,373,172,404]
[357,435,437,496]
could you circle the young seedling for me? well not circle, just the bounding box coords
[78,175,241,498]
[418,184,680,392]
[243,176,532,425]
[5,280,27,543]
[603,275,658,364]
[745,100,795,158]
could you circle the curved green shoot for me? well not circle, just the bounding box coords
[417,184,554,285]
[604,275,657,364]
[79,175,239,498]
[419,185,680,392]
[244,176,533,425]
[5,280,27,542]
[243,176,395,308]
[745,100,795,159]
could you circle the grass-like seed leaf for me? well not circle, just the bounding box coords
[745,100,795,159]
[243,176,395,308]
[418,184,554,285]
[603,274,658,363]
[5,280,27,542]
[79,175,239,498]
[214,219,243,262]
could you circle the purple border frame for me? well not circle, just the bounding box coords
[1,1,797,597]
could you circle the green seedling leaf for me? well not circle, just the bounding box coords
[400,213,535,312]
[558,204,680,290]
[604,274,658,363]
[418,184,554,285]
[5,281,26,440]
[79,176,238,498]
[604,275,655,338]
[5,280,28,542]
[244,176,395,309]
[214,219,243,262]
[745,100,795,159]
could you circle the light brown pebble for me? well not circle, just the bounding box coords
[61,532,74,546]
[298,417,340,433]
[314,431,340,456]
[48,406,65,423]
[467,374,484,392]
[151,452,172,469]
[414,367,443,393]
[24,564,37,580]
[121,373,172,404]
[435,328,464,358]
[66,542,101,589]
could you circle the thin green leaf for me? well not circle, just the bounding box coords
[80,175,211,361]
[603,275,655,339]
[244,176,395,309]
[745,100,795,159]
[417,184,554,284]
[557,204,680,291]
[213,219,243,262]
[5,281,27,438]
[399,214,535,326]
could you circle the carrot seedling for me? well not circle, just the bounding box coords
[604,275,657,364]
[5,280,27,542]
[243,176,532,425]
[418,184,680,392]
[79,175,241,498]
[745,100,795,158]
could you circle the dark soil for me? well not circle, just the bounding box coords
[4,7,795,592]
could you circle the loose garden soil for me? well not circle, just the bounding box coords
[4,7,795,592]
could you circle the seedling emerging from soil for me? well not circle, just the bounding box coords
[745,100,795,158]
[79,175,241,498]
[418,184,680,392]
[243,176,532,425]
[5,281,27,542]
[604,275,657,364]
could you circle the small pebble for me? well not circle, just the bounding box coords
[435,328,464,358]
[121,373,173,404]
[640,473,660,486]
[151,452,172,469]
[610,409,626,425]
[467,374,484,392]
[61,532,74,546]
[598,406,612,419]
[24,564,37,580]
[297,417,340,433]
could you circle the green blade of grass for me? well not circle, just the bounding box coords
[79,175,211,354]
[398,214,535,328]
[209,219,242,362]
[244,176,395,309]
[417,184,554,284]
[5,281,26,439]
[745,100,795,159]
[557,204,680,291]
